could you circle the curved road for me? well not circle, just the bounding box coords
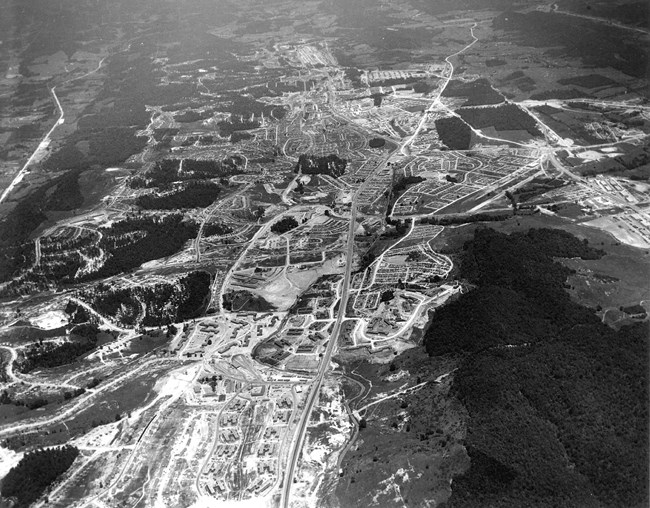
[280,23,485,507]
[400,23,479,156]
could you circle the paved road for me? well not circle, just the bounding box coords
[0,355,162,439]
[76,364,200,508]
[0,87,64,205]
[280,178,361,508]
[0,345,18,383]
[280,22,486,507]
[0,54,107,205]
[69,297,130,333]
[400,23,479,156]
[0,344,84,392]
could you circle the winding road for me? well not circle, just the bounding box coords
[281,24,484,506]
[400,22,479,156]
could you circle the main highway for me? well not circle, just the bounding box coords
[280,22,485,507]
[279,173,363,508]
[0,86,64,205]
[0,55,108,205]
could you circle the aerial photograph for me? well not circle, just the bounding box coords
[0,0,648,507]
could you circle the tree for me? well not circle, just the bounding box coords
[381,290,395,303]
[1,445,79,507]
[270,217,299,234]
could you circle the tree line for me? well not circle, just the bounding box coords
[425,228,647,507]
[1,445,79,507]
[136,182,221,210]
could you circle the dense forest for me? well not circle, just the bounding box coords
[392,175,425,196]
[222,290,275,312]
[84,271,211,326]
[434,116,472,150]
[442,78,505,106]
[513,177,565,203]
[129,157,242,189]
[420,211,512,225]
[230,131,253,143]
[65,301,92,324]
[0,194,44,282]
[295,154,347,178]
[136,182,221,210]
[270,216,299,234]
[0,167,93,282]
[0,445,79,507]
[457,104,542,137]
[83,215,198,280]
[43,127,147,173]
[175,271,212,321]
[529,88,586,100]
[15,324,99,373]
[43,170,85,212]
[424,228,648,507]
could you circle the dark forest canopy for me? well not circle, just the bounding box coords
[441,78,505,106]
[84,215,198,280]
[130,157,242,189]
[456,103,542,137]
[1,445,79,508]
[15,324,99,373]
[84,271,212,326]
[270,216,299,234]
[425,228,648,507]
[434,116,472,150]
[136,182,221,210]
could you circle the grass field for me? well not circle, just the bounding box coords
[3,361,177,451]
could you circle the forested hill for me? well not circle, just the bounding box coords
[425,228,648,508]
[1,445,79,507]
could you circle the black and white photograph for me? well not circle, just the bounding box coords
[0,1,648,507]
